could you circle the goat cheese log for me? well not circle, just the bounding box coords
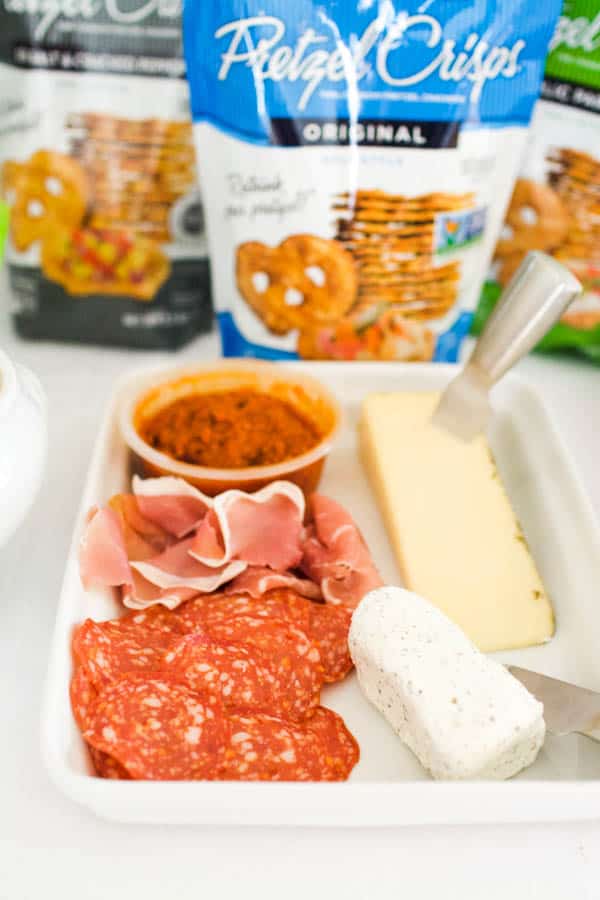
[349,587,546,780]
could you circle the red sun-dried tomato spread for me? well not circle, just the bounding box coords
[138,389,321,468]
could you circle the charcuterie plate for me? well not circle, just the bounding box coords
[42,362,600,825]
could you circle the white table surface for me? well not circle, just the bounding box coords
[1,305,600,900]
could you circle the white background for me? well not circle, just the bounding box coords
[1,301,600,899]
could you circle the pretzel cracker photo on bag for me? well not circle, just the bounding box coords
[184,0,561,362]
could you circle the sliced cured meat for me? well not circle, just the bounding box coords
[108,494,173,561]
[221,712,326,781]
[304,706,360,779]
[221,588,351,683]
[88,745,131,780]
[121,569,198,611]
[172,593,255,631]
[224,566,322,600]
[79,507,132,590]
[72,617,177,688]
[70,664,98,731]
[164,632,280,715]
[83,676,225,780]
[132,475,211,538]
[120,604,192,638]
[204,615,323,721]
[79,495,176,593]
[130,536,246,592]
[307,603,353,683]
[301,494,383,609]
[221,709,358,781]
[173,590,308,632]
[190,481,305,571]
[174,588,351,683]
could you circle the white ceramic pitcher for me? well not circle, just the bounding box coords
[0,348,46,545]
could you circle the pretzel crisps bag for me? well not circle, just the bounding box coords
[477,0,600,363]
[184,0,560,362]
[0,4,211,348]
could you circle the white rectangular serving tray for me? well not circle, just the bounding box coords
[42,362,600,826]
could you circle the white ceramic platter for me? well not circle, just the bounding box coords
[42,362,600,825]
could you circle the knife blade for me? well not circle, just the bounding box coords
[509,666,600,742]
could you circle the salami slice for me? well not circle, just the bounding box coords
[120,605,189,640]
[165,632,275,712]
[84,676,225,780]
[87,745,131,780]
[72,618,176,688]
[306,604,353,683]
[221,712,325,781]
[204,615,323,721]
[180,590,312,634]
[70,664,98,731]
[304,706,360,779]
[186,590,352,684]
[221,708,359,781]
[173,593,253,630]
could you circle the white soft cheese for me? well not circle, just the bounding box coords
[349,587,546,780]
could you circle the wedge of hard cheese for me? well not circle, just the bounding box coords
[349,587,546,780]
[360,391,553,653]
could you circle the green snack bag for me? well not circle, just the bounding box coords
[476,0,600,362]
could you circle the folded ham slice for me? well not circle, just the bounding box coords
[301,494,383,609]
[121,571,198,612]
[224,566,322,600]
[132,476,211,538]
[189,481,305,571]
[108,494,173,561]
[131,537,246,593]
[79,478,380,613]
[79,507,133,590]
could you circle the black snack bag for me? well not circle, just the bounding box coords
[0,2,212,349]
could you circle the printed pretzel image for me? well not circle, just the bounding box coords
[495,153,600,288]
[495,178,568,259]
[298,303,434,362]
[1,150,88,252]
[41,226,170,301]
[236,234,358,334]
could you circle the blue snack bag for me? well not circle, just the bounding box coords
[184,1,561,362]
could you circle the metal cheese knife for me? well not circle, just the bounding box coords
[509,666,600,742]
[432,251,582,442]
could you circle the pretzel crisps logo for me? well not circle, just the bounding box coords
[215,9,526,109]
[550,12,600,53]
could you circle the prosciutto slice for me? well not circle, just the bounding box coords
[80,479,308,611]
[301,494,383,609]
[132,476,212,538]
[224,566,322,600]
[108,494,172,561]
[79,507,133,590]
[189,481,305,571]
[122,571,202,612]
[131,537,246,593]
[80,477,380,613]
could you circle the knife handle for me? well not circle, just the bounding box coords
[469,251,581,387]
